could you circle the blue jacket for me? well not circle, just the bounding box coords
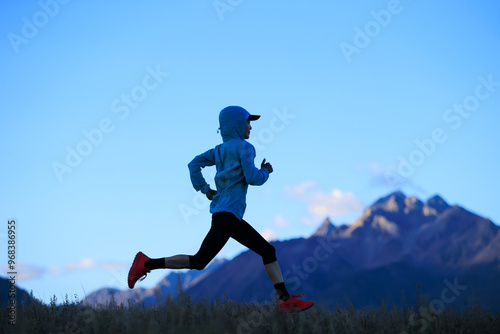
[188,106,270,220]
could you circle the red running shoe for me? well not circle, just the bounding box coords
[279,293,314,313]
[127,251,150,289]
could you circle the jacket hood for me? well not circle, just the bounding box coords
[219,106,250,142]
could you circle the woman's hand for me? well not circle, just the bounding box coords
[261,159,273,173]
[206,189,218,201]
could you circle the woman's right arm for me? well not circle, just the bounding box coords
[188,149,215,194]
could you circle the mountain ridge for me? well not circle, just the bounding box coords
[84,191,500,310]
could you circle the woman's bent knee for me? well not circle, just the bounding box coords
[262,244,277,265]
[188,255,209,270]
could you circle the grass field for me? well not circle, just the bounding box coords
[1,291,499,334]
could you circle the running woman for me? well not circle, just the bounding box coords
[128,106,313,312]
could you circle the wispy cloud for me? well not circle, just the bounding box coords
[273,214,291,228]
[309,189,364,217]
[285,181,318,196]
[2,259,129,282]
[285,182,364,225]
[100,262,129,271]
[261,228,278,242]
[15,263,46,281]
[258,215,290,242]
[66,258,95,272]
[362,160,426,193]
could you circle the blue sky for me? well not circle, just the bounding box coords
[1,0,499,303]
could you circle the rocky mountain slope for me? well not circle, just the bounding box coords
[85,191,500,310]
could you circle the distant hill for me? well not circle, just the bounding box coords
[0,276,33,307]
[85,191,500,310]
[84,258,227,306]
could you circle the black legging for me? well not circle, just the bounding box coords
[189,212,277,270]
